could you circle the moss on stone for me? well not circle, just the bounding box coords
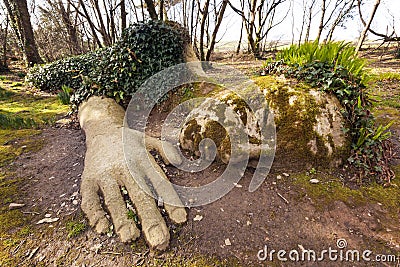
[204,120,226,147]
[181,119,202,151]
[254,76,323,169]
[220,92,250,125]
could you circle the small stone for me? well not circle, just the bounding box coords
[220,208,224,212]
[49,176,55,180]
[193,215,203,221]
[157,197,164,207]
[36,217,59,224]
[9,203,25,210]
[59,193,66,198]
[276,175,282,180]
[45,213,52,218]
[309,179,320,184]
[246,220,251,226]
[72,191,79,197]
[283,173,290,177]
[224,238,232,246]
[72,200,79,205]
[233,183,242,188]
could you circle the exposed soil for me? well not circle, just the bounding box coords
[1,48,400,266]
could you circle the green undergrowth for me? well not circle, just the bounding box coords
[368,72,400,110]
[27,21,188,109]
[66,219,87,238]
[0,84,69,128]
[263,42,394,184]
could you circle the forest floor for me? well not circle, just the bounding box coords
[0,47,399,267]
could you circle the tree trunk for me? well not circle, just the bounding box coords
[3,0,43,66]
[199,0,210,61]
[159,0,164,20]
[236,18,244,54]
[120,0,127,31]
[58,0,81,55]
[205,0,228,61]
[76,0,102,47]
[90,0,112,46]
[1,17,9,71]
[316,0,326,42]
[144,0,158,20]
[355,0,381,54]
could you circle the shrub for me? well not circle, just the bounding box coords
[26,21,189,108]
[57,85,73,105]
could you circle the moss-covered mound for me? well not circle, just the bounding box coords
[26,21,189,107]
[256,75,351,169]
[179,76,351,170]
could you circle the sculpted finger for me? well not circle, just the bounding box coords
[146,136,182,166]
[98,173,140,243]
[122,170,170,250]
[144,158,187,224]
[80,174,110,234]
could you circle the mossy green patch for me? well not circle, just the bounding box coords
[204,120,227,147]
[66,220,87,238]
[291,173,366,210]
[290,168,400,214]
[360,165,400,214]
[0,80,69,127]
[367,72,400,83]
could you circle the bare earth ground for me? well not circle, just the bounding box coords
[1,47,399,266]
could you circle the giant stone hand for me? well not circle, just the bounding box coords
[78,96,187,250]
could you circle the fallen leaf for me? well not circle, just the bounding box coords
[193,215,203,221]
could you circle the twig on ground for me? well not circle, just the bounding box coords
[100,251,122,256]
[277,192,289,204]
